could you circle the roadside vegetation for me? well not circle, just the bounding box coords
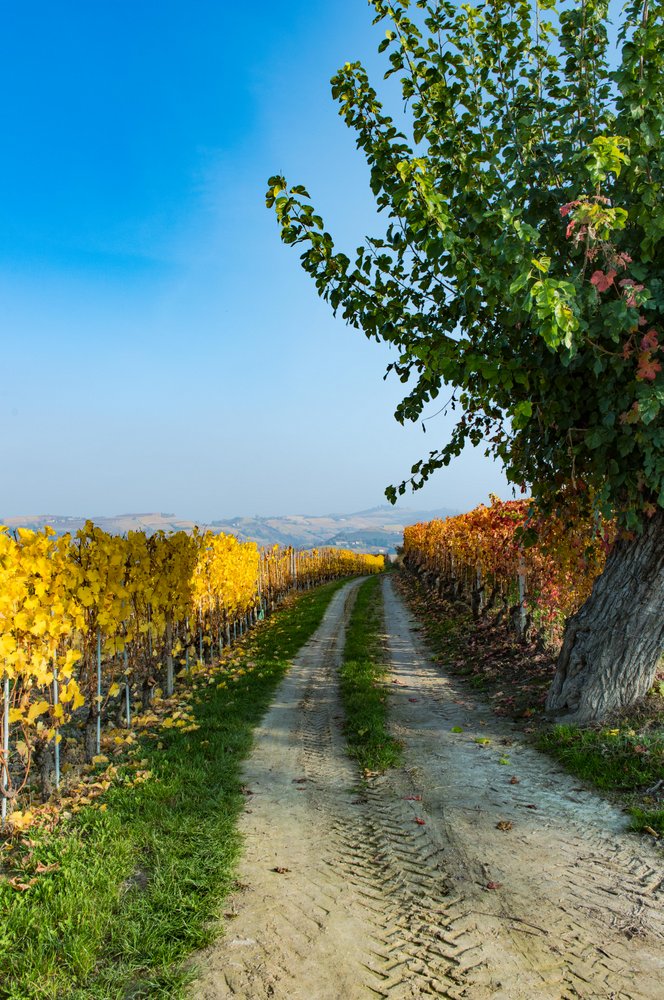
[340,575,402,774]
[397,570,664,838]
[0,580,347,1000]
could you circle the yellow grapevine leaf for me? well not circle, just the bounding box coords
[9,810,35,832]
[27,700,50,724]
[77,586,95,608]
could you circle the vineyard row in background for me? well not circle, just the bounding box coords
[0,521,384,826]
[402,495,612,643]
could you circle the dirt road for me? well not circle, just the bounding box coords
[190,577,663,999]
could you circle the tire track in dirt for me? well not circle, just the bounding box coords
[380,575,664,999]
[190,576,663,1000]
[189,580,376,1000]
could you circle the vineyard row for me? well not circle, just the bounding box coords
[0,521,384,826]
[403,495,612,641]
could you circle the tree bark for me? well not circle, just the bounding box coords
[546,510,664,723]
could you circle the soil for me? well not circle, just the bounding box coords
[189,576,664,999]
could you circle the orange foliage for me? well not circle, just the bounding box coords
[403,496,613,641]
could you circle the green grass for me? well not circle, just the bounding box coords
[340,575,402,773]
[538,723,664,835]
[0,579,347,1000]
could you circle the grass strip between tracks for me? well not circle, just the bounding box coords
[341,575,402,774]
[0,579,348,1000]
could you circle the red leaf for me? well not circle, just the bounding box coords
[641,328,659,352]
[590,269,617,292]
[636,353,662,381]
[486,881,503,890]
[414,817,426,825]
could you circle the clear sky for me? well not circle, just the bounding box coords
[1,0,511,521]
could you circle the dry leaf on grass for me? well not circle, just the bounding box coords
[35,861,60,874]
[8,876,38,891]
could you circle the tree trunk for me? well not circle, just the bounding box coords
[546,510,664,723]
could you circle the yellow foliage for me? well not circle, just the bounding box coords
[8,810,34,832]
[0,519,382,809]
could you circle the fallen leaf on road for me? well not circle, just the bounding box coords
[271,867,291,874]
[509,776,520,784]
[408,698,418,703]
[486,881,503,890]
[414,817,426,825]
[525,804,538,810]
[405,795,422,801]
[496,820,513,831]
[292,777,307,784]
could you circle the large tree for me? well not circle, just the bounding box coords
[267,0,664,722]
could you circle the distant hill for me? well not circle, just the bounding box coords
[1,505,458,553]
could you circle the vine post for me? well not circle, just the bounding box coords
[517,556,528,641]
[96,628,102,756]
[123,643,131,728]
[52,664,60,790]
[1,672,9,827]
[165,619,174,697]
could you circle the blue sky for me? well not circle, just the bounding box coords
[1,0,510,520]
